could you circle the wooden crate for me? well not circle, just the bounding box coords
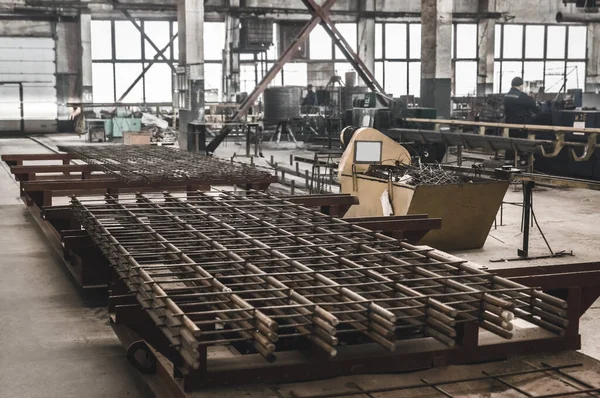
[123,131,152,145]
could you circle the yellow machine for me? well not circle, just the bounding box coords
[338,128,509,251]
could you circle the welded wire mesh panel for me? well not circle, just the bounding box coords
[71,191,568,366]
[58,145,274,185]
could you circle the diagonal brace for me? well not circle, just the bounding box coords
[120,8,176,72]
[117,33,178,103]
[205,0,337,154]
[301,0,386,98]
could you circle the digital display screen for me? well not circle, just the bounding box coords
[354,141,382,163]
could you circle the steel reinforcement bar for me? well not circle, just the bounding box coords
[70,190,568,364]
[59,145,275,185]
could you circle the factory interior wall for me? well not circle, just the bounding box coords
[89,20,585,105]
[0,18,81,132]
[1,0,597,130]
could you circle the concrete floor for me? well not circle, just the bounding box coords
[0,137,153,398]
[1,135,600,396]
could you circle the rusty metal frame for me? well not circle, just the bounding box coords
[205,0,338,154]
[206,0,390,153]
[64,190,586,392]
[57,145,276,185]
[109,297,583,391]
[207,0,391,154]
[403,117,600,162]
[6,179,598,391]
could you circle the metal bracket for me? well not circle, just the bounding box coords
[540,132,565,158]
[570,132,598,162]
[351,163,358,192]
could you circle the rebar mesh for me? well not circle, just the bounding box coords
[71,191,568,367]
[58,145,274,185]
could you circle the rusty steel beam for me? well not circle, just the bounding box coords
[494,262,600,290]
[347,216,442,234]
[1,153,72,167]
[279,194,359,207]
[301,0,386,97]
[205,0,338,154]
[10,164,99,174]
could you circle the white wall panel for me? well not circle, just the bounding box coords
[0,37,57,133]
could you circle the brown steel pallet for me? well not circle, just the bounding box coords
[1,151,278,208]
[106,293,587,393]
[106,260,600,394]
[68,191,599,393]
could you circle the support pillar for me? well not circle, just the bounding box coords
[357,0,376,86]
[224,0,240,101]
[586,22,600,93]
[420,0,452,118]
[178,1,186,67]
[80,11,93,104]
[477,0,496,96]
[56,20,81,131]
[178,0,205,132]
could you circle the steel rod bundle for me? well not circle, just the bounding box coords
[365,163,464,186]
[58,145,273,184]
[71,190,568,365]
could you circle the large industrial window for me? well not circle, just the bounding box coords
[374,23,478,99]
[91,20,225,104]
[238,21,359,96]
[374,22,421,98]
[494,24,587,93]
[453,24,478,97]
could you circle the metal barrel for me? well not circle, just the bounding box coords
[263,86,302,125]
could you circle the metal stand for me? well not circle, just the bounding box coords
[491,181,573,262]
[326,117,342,150]
[271,120,297,143]
[517,181,534,258]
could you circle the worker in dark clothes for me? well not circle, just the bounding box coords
[504,77,540,126]
[302,84,318,106]
[504,77,540,164]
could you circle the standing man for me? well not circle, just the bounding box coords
[504,77,540,165]
[504,77,540,125]
[302,84,318,106]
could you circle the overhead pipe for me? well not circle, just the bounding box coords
[556,11,600,23]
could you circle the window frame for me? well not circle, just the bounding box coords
[374,22,479,98]
[91,19,180,105]
[494,23,587,93]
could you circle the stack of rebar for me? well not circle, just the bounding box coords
[71,191,568,366]
[58,145,273,185]
[366,163,463,186]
